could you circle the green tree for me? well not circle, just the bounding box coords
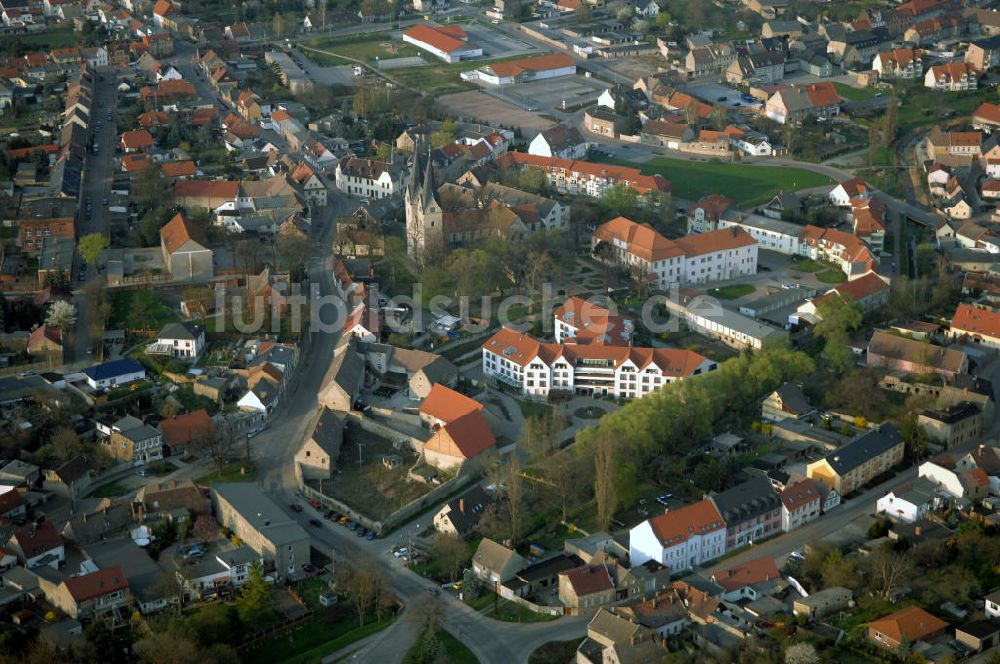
[78,233,109,265]
[237,562,270,622]
[132,163,166,208]
[601,183,638,217]
[814,294,862,374]
[432,533,467,582]
[430,118,459,149]
[50,425,83,462]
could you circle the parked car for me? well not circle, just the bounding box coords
[323,510,334,520]
[308,518,322,528]
[302,563,317,577]
[366,531,375,541]
[308,499,321,509]
[356,528,366,537]
[290,503,303,513]
[394,548,408,558]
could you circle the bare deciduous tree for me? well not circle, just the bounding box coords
[868,544,913,600]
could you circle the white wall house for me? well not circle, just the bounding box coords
[629,500,726,572]
[82,359,147,390]
[335,156,401,200]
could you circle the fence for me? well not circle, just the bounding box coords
[501,592,565,617]
[238,610,315,651]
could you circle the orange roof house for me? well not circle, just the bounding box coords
[711,556,781,595]
[27,325,62,355]
[554,296,634,345]
[161,160,196,178]
[951,303,1000,347]
[120,129,154,152]
[159,409,216,453]
[419,383,484,428]
[423,409,496,470]
[868,606,948,649]
[497,152,669,197]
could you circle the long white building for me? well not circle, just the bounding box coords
[592,216,758,290]
[481,327,717,400]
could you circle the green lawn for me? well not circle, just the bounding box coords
[392,53,538,96]
[894,84,996,135]
[304,33,421,63]
[109,290,179,331]
[790,258,825,273]
[465,593,559,623]
[87,481,133,499]
[515,398,555,420]
[195,461,256,485]
[833,82,879,101]
[817,268,847,284]
[147,460,178,476]
[529,639,584,664]
[596,156,833,207]
[245,611,394,664]
[708,284,754,300]
[8,28,80,52]
[404,627,479,664]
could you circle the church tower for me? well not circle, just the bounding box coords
[405,145,444,261]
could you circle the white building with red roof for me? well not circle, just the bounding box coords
[592,216,758,289]
[402,23,482,63]
[794,271,891,322]
[469,53,576,86]
[482,326,716,399]
[496,152,669,199]
[951,302,1000,349]
[629,499,727,571]
[554,296,634,345]
[779,478,823,531]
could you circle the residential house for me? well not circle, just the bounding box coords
[18,218,74,255]
[829,177,874,206]
[135,479,210,519]
[924,61,978,92]
[710,476,781,550]
[866,329,969,379]
[528,124,586,160]
[433,485,490,538]
[160,212,213,282]
[873,48,922,78]
[793,587,853,619]
[317,339,365,413]
[82,358,145,390]
[342,303,380,343]
[369,346,458,400]
[289,162,326,208]
[9,521,64,569]
[120,129,154,153]
[956,620,1000,653]
[107,415,164,465]
[27,325,62,357]
[973,102,1000,133]
[559,565,615,612]
[38,566,129,621]
[806,424,905,495]
[793,271,891,321]
[918,401,983,448]
[764,82,841,124]
[950,302,1000,349]
[146,322,204,359]
[481,326,716,400]
[553,296,634,346]
[780,479,822,531]
[966,35,1000,71]
[687,194,736,234]
[42,457,92,501]
[496,152,669,200]
[593,216,758,289]
[211,483,310,581]
[868,606,948,650]
[761,382,814,422]
[576,608,664,664]
[919,455,990,500]
[294,408,343,480]
[583,106,618,139]
[710,556,782,601]
[472,538,526,584]
[0,489,25,521]
[628,499,727,571]
[158,410,216,455]
[335,156,402,200]
[876,476,942,523]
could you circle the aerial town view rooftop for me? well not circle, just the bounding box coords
[3,0,1000,662]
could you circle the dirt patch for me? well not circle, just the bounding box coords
[436,90,556,138]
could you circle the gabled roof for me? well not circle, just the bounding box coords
[869,606,948,643]
[562,564,613,597]
[974,102,1000,126]
[645,499,725,548]
[779,479,821,511]
[419,384,484,424]
[473,537,522,573]
[424,409,496,460]
[161,160,196,178]
[120,129,153,150]
[13,520,62,557]
[710,476,780,524]
[951,303,1000,339]
[160,212,208,254]
[64,565,128,602]
[554,296,633,345]
[159,409,215,446]
[403,23,470,54]
[173,179,240,200]
[868,329,966,373]
[819,424,903,475]
[711,556,780,592]
[157,321,201,341]
[536,124,584,152]
[772,382,811,415]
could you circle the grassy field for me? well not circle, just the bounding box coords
[87,481,132,499]
[833,82,880,101]
[895,84,994,135]
[304,33,420,63]
[404,627,479,664]
[245,606,394,664]
[708,284,754,300]
[529,639,584,663]
[596,156,833,207]
[791,258,846,284]
[8,28,80,52]
[195,461,256,485]
[110,290,178,331]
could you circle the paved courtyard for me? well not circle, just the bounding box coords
[437,90,556,137]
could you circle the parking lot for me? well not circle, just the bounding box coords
[682,81,759,111]
[437,90,556,137]
[488,74,607,113]
[464,23,541,58]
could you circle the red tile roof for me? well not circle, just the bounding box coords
[159,409,215,446]
[562,565,614,597]
[27,325,62,350]
[425,410,495,460]
[554,296,633,345]
[120,129,154,150]
[952,303,1000,340]
[404,23,470,54]
[419,384,484,424]
[13,520,61,557]
[673,227,756,256]
[64,565,128,602]
[497,152,669,195]
[160,212,208,254]
[647,500,725,547]
[161,160,196,178]
[121,154,151,172]
[593,216,682,263]
[480,53,575,79]
[868,606,948,645]
[173,179,240,200]
[928,61,976,84]
[779,479,821,512]
[0,490,23,515]
[711,556,780,592]
[974,102,1000,125]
